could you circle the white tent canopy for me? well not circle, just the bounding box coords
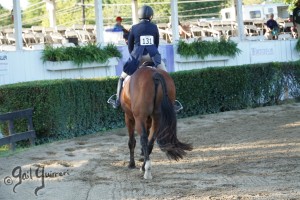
[11,0,244,50]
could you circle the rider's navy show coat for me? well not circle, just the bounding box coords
[123,19,160,75]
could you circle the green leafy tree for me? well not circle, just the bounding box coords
[283,0,298,12]
[11,0,292,29]
[177,1,224,21]
[0,4,13,27]
[22,0,47,27]
[243,0,285,4]
[25,0,283,27]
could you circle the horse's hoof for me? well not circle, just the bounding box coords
[138,158,144,162]
[144,172,153,180]
[140,166,145,172]
[128,163,136,169]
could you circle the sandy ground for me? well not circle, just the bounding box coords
[0,103,300,200]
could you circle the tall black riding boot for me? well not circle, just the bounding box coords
[113,77,124,109]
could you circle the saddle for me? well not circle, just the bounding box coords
[122,62,156,87]
[120,61,157,88]
[139,61,156,68]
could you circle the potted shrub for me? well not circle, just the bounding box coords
[41,43,122,71]
[176,39,241,62]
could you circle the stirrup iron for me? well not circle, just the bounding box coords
[174,100,183,113]
[107,94,118,108]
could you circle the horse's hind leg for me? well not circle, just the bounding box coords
[126,114,136,169]
[140,117,152,158]
[140,115,159,175]
[148,114,159,155]
[128,133,136,169]
[137,120,152,179]
[141,128,152,179]
[147,137,155,157]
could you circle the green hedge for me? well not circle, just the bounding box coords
[173,62,300,117]
[0,62,300,145]
[0,78,124,144]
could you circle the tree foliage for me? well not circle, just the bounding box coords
[284,0,298,5]
[0,4,12,27]
[283,0,298,12]
[0,0,291,28]
[9,0,228,27]
[243,0,285,4]
[177,0,224,21]
[23,0,47,27]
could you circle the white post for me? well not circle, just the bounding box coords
[235,0,245,41]
[231,0,236,21]
[94,0,104,44]
[45,0,56,28]
[132,0,139,25]
[13,0,23,50]
[171,0,179,43]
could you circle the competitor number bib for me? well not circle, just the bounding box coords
[140,35,154,45]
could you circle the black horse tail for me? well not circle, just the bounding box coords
[152,72,192,161]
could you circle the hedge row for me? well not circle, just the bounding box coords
[173,62,300,117]
[0,62,300,145]
[0,78,124,144]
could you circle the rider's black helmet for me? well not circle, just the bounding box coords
[138,5,154,20]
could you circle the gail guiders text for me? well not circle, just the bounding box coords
[3,165,70,196]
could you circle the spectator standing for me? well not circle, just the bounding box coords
[265,13,279,40]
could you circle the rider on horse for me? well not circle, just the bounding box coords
[109,5,166,109]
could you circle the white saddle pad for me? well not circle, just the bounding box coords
[123,76,131,88]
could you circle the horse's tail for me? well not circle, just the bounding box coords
[152,72,192,161]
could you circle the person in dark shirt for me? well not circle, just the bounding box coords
[265,13,279,40]
[109,5,166,109]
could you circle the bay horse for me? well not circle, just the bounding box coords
[120,64,193,179]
